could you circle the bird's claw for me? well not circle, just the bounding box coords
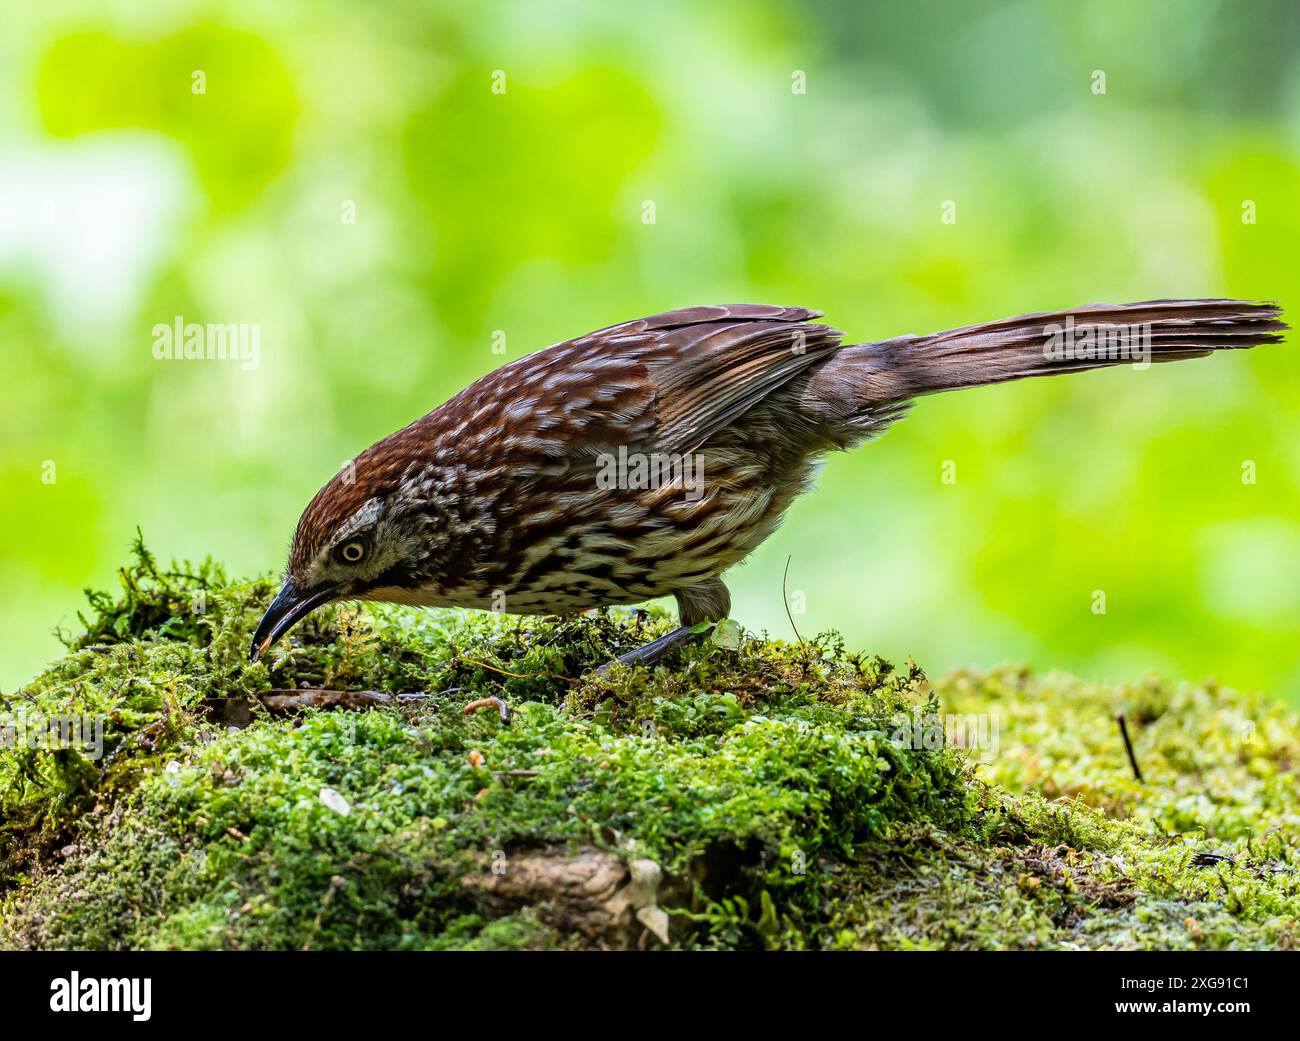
[594,623,711,676]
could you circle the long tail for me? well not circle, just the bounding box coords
[829,299,1286,408]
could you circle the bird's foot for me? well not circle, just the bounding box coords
[595,623,712,676]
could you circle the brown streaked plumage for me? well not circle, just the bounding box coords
[250,299,1287,669]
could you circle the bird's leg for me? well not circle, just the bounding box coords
[595,579,731,675]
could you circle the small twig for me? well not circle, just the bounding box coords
[1116,713,1143,782]
[304,875,346,952]
[464,696,511,725]
[397,689,449,704]
[459,657,576,685]
[261,688,395,712]
[782,555,806,651]
[258,687,449,713]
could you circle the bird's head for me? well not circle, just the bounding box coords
[248,449,443,663]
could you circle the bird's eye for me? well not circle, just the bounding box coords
[336,540,367,565]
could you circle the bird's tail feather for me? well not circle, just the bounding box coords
[839,299,1286,405]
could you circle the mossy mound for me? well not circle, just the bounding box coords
[1,543,1297,949]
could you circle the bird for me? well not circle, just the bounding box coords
[250,299,1286,671]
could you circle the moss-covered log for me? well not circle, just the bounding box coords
[1,542,1297,949]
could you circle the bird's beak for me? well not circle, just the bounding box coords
[248,580,339,663]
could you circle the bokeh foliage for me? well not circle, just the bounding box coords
[1,0,1297,698]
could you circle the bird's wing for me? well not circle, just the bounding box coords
[574,303,843,454]
[436,304,840,475]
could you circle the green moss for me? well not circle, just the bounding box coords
[1,545,1297,949]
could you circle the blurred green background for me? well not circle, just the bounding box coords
[2,0,1297,700]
